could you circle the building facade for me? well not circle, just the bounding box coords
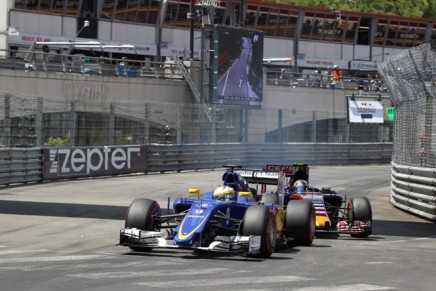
[3,0,435,73]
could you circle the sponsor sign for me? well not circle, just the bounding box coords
[236,170,279,179]
[43,145,147,179]
[348,98,384,123]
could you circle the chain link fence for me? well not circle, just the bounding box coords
[0,92,393,148]
[379,43,436,167]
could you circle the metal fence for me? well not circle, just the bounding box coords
[0,48,386,92]
[0,93,393,148]
[379,43,436,221]
[379,43,436,167]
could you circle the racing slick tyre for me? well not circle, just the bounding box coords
[261,192,279,205]
[285,200,315,246]
[125,198,161,251]
[241,205,276,258]
[347,197,372,238]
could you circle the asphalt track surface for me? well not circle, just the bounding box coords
[0,165,435,291]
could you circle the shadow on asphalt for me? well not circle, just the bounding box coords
[1,200,435,238]
[0,200,173,220]
[372,219,436,237]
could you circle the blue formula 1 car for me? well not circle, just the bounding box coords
[119,165,315,258]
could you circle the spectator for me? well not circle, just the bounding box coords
[332,65,343,82]
[331,65,343,89]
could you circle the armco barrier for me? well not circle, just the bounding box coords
[390,162,436,221]
[146,143,393,171]
[0,148,43,186]
[3,144,435,222]
[0,143,392,185]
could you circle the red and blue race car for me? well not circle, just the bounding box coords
[119,165,315,258]
[238,163,373,238]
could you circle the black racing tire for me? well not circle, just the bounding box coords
[347,196,372,238]
[261,192,279,205]
[285,200,315,246]
[125,198,161,251]
[241,205,276,258]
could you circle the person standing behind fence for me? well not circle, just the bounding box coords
[332,65,343,82]
[331,65,343,88]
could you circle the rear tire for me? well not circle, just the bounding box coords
[285,200,315,246]
[125,198,161,251]
[348,197,372,238]
[241,205,276,258]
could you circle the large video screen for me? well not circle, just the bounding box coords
[213,26,264,107]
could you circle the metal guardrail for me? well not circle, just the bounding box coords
[0,143,392,187]
[147,143,393,172]
[0,148,43,186]
[7,144,436,223]
[390,162,436,221]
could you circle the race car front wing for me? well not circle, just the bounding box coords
[119,228,262,254]
[336,220,371,235]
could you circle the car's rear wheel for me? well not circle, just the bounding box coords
[125,198,161,251]
[241,205,276,258]
[347,197,372,238]
[285,200,315,246]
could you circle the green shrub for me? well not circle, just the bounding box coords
[44,136,69,147]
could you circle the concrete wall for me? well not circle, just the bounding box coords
[0,67,393,127]
[0,69,191,108]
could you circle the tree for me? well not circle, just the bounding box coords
[268,0,435,18]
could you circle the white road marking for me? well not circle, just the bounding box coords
[291,284,396,290]
[366,261,394,265]
[137,275,315,288]
[69,268,231,279]
[0,254,102,263]
[1,260,181,272]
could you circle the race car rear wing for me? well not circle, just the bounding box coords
[236,163,309,184]
[235,168,286,205]
[235,169,281,185]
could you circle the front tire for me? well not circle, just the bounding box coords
[125,198,161,251]
[285,200,315,246]
[241,205,276,258]
[348,197,372,238]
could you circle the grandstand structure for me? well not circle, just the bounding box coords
[1,0,435,76]
[0,1,433,147]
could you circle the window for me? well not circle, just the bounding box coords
[38,0,51,12]
[164,2,190,28]
[114,0,128,21]
[135,0,161,24]
[52,1,66,14]
[374,19,388,45]
[284,11,298,38]
[310,13,327,41]
[244,8,257,30]
[301,12,314,39]
[65,0,79,15]
[344,16,358,43]
[125,0,140,22]
[101,0,116,19]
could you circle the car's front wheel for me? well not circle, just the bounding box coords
[241,205,276,258]
[125,198,161,251]
[347,197,372,238]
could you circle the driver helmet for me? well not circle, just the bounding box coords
[293,179,308,193]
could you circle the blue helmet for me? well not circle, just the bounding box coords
[293,179,307,193]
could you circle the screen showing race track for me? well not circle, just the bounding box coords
[213,25,264,107]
